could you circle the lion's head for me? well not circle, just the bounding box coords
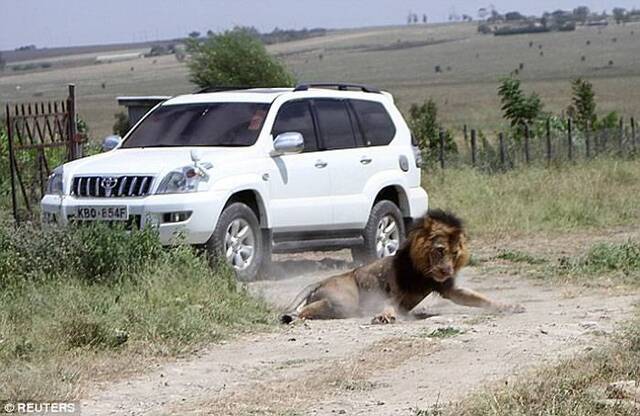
[408,209,470,282]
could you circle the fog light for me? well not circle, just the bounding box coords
[162,211,192,223]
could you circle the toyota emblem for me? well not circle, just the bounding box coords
[101,176,118,196]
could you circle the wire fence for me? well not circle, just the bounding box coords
[427,117,638,172]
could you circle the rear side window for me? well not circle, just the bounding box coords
[350,100,396,146]
[314,99,356,150]
[272,100,318,152]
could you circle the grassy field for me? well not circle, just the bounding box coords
[424,158,640,238]
[2,22,640,139]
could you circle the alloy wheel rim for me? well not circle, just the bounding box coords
[375,215,400,258]
[224,218,255,271]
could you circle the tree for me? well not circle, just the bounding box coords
[186,28,295,89]
[573,6,590,23]
[0,52,5,71]
[505,11,525,21]
[568,78,596,131]
[613,8,627,24]
[408,99,457,159]
[188,31,201,39]
[498,77,543,137]
[113,112,130,137]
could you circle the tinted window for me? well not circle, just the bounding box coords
[123,103,269,148]
[350,100,396,146]
[272,100,318,152]
[314,99,356,150]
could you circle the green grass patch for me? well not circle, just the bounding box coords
[496,250,547,265]
[0,223,273,401]
[424,327,464,339]
[424,159,640,237]
[559,240,640,276]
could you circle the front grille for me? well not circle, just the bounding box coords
[72,176,154,198]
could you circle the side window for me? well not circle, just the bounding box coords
[350,100,396,146]
[272,100,318,152]
[314,99,357,150]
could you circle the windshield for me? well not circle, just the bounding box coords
[122,102,270,148]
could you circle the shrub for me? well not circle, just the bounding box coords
[498,76,544,139]
[112,111,130,137]
[568,78,597,131]
[186,28,295,89]
[0,223,165,285]
[408,99,457,161]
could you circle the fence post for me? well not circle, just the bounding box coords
[438,129,445,169]
[585,122,591,159]
[67,83,80,160]
[618,117,624,155]
[524,124,530,164]
[546,118,552,163]
[632,117,637,153]
[6,105,19,224]
[463,124,468,145]
[567,118,573,161]
[499,132,506,168]
[470,129,477,167]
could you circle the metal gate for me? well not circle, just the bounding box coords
[4,84,85,222]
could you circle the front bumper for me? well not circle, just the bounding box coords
[41,192,226,245]
[407,186,429,219]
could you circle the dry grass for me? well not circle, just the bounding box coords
[2,23,640,138]
[424,158,640,238]
[427,310,640,416]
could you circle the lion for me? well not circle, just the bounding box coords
[281,209,524,324]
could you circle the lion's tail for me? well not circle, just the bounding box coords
[280,281,321,324]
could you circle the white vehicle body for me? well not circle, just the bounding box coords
[41,85,428,279]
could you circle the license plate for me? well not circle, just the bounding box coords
[76,206,129,221]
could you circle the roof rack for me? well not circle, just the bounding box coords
[196,86,257,94]
[293,82,381,94]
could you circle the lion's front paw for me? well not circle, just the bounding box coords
[497,303,526,314]
[371,313,397,325]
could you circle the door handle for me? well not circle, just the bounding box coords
[360,157,373,165]
[315,160,328,168]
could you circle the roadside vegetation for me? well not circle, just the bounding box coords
[424,158,640,237]
[0,223,273,401]
[424,309,640,416]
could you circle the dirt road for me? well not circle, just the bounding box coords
[81,230,639,415]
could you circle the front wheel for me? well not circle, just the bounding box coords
[352,200,405,264]
[207,202,264,281]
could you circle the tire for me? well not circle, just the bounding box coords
[353,200,405,264]
[206,202,264,282]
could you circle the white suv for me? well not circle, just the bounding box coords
[41,83,428,280]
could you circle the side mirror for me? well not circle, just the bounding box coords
[102,135,122,152]
[272,132,304,155]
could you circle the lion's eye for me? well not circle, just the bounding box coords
[436,246,446,255]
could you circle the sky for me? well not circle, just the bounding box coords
[1,0,639,50]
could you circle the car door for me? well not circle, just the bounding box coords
[268,99,333,232]
[312,98,370,229]
[349,98,399,181]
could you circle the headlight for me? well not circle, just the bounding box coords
[156,166,208,194]
[45,166,64,195]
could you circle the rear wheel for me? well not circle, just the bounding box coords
[352,200,405,264]
[207,202,264,281]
